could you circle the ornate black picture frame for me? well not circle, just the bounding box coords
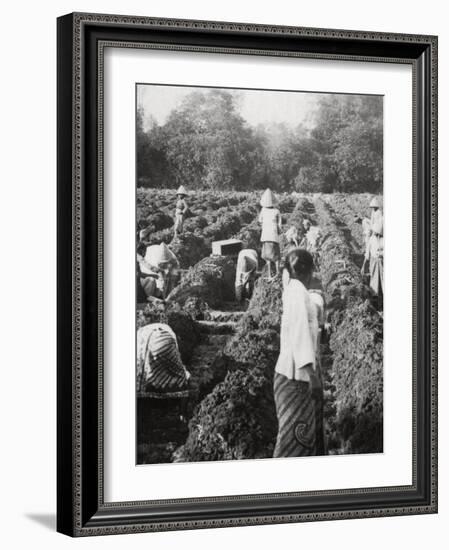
[57,12,438,536]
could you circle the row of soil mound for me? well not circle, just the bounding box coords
[313,196,383,454]
[173,199,306,463]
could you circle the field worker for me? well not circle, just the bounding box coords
[138,219,152,244]
[305,225,322,253]
[273,249,323,458]
[361,230,384,302]
[142,242,180,299]
[235,249,258,302]
[361,197,384,301]
[174,185,188,237]
[285,226,299,249]
[136,242,162,300]
[355,216,372,256]
[137,323,190,393]
[259,188,282,279]
[299,219,322,268]
[369,196,383,237]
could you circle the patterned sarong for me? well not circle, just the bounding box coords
[273,372,316,457]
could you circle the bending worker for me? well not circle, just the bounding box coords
[235,249,258,302]
[137,323,190,393]
[139,242,180,299]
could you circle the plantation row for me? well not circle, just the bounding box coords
[138,187,296,233]
[313,196,383,453]
[140,188,296,269]
[322,192,383,252]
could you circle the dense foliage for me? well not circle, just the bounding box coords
[137,91,383,193]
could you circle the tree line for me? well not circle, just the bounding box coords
[137,89,383,193]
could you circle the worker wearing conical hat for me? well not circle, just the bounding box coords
[174,186,188,237]
[140,242,180,299]
[258,188,282,279]
[369,197,383,237]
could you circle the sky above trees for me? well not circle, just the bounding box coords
[137,85,321,130]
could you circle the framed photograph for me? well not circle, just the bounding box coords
[57,12,438,536]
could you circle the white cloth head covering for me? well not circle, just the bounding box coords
[155,242,174,264]
[176,185,187,196]
[143,243,178,271]
[369,197,381,208]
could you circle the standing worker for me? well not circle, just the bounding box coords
[273,249,324,457]
[361,197,384,305]
[235,249,258,302]
[174,185,188,237]
[259,188,282,279]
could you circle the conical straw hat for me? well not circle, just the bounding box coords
[155,242,173,264]
[369,197,380,208]
[176,185,187,196]
[260,188,274,207]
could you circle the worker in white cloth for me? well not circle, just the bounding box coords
[285,226,300,249]
[235,249,258,302]
[137,323,190,393]
[174,185,188,237]
[361,197,384,302]
[273,249,324,457]
[301,219,322,254]
[138,242,180,299]
[136,241,160,301]
[259,188,282,279]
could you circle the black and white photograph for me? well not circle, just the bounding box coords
[135,84,384,465]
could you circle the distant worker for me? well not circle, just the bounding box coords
[140,242,180,299]
[174,185,188,237]
[369,196,383,237]
[259,188,282,279]
[285,226,300,249]
[305,225,322,255]
[137,323,190,393]
[361,197,384,304]
[235,249,258,302]
[138,219,152,244]
[300,219,322,268]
